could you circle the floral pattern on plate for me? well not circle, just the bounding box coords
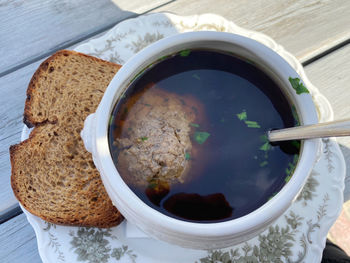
[21,13,345,263]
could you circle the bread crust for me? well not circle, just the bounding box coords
[24,50,119,127]
[10,50,123,228]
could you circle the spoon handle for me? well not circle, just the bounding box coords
[268,118,350,142]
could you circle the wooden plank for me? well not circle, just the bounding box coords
[153,0,350,63]
[0,0,171,75]
[0,213,40,263]
[304,45,350,201]
[1,0,349,75]
[0,58,43,213]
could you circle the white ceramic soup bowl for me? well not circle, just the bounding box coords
[81,31,320,250]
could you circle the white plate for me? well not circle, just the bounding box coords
[20,13,345,263]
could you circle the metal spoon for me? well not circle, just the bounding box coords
[268,118,350,142]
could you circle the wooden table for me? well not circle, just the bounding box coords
[1,0,349,262]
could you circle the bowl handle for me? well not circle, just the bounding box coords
[81,113,96,154]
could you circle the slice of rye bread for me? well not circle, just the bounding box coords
[10,50,123,227]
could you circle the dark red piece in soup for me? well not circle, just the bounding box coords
[108,49,300,223]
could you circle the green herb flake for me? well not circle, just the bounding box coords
[220,118,225,123]
[260,161,268,167]
[260,134,268,142]
[285,162,296,177]
[236,111,247,121]
[285,175,292,183]
[268,192,278,201]
[293,154,299,163]
[245,120,261,128]
[179,50,191,57]
[260,141,271,151]
[190,123,200,128]
[140,136,148,142]
[145,103,151,107]
[192,74,201,80]
[289,77,309,95]
[291,140,301,150]
[291,105,300,126]
[109,116,114,126]
[194,131,210,145]
[185,152,191,160]
[159,55,170,61]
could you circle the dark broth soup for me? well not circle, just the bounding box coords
[109,49,300,223]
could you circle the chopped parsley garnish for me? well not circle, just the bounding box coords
[140,136,148,141]
[109,116,114,126]
[291,105,300,126]
[284,154,299,183]
[260,134,268,142]
[286,163,294,175]
[244,120,261,128]
[289,77,309,95]
[260,142,271,151]
[293,154,299,163]
[291,140,301,150]
[190,123,200,128]
[256,134,273,167]
[259,135,271,152]
[236,111,247,121]
[194,131,210,145]
[285,175,292,183]
[179,50,191,57]
[236,114,271,166]
[237,110,261,128]
[159,55,170,61]
[185,152,191,160]
[260,161,268,167]
[268,192,278,201]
